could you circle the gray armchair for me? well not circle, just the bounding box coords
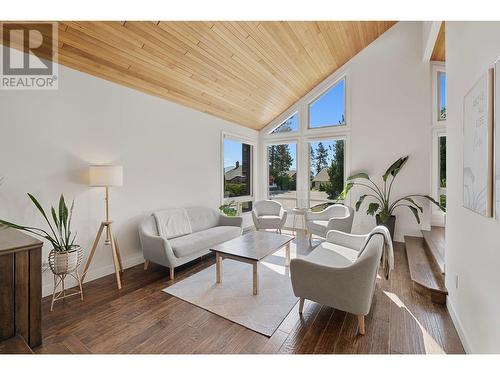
[252,200,287,234]
[305,204,354,245]
[290,228,385,335]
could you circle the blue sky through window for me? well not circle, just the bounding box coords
[224,139,244,170]
[309,79,345,128]
[438,72,446,120]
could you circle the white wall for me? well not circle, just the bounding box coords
[445,21,500,353]
[260,22,433,242]
[0,51,258,296]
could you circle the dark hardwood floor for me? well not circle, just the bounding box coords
[34,229,464,354]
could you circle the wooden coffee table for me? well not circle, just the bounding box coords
[210,231,294,295]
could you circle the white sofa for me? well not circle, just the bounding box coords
[290,228,385,335]
[139,207,242,279]
[305,204,354,245]
[252,200,287,233]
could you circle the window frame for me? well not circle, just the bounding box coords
[260,69,352,210]
[307,77,347,130]
[432,63,447,127]
[306,135,348,209]
[264,140,300,209]
[268,111,299,135]
[221,132,256,213]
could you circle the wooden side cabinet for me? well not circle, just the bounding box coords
[0,228,43,349]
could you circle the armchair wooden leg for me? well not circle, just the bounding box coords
[299,298,305,314]
[357,315,366,335]
[143,260,150,270]
[170,267,175,280]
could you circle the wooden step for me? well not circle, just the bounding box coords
[0,335,34,354]
[421,226,445,274]
[404,236,447,304]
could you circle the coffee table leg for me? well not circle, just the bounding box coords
[285,242,290,267]
[216,253,222,283]
[253,261,258,295]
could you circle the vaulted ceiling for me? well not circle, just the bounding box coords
[3,21,396,129]
[431,22,445,62]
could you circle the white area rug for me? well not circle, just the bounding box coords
[163,247,299,337]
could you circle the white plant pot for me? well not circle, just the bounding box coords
[49,246,83,275]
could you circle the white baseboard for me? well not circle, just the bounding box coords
[446,297,472,353]
[42,252,146,297]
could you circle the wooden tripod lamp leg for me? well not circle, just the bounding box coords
[113,235,124,272]
[81,222,105,283]
[108,224,122,290]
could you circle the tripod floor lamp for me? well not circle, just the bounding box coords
[81,165,124,290]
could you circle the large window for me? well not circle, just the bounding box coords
[223,137,253,213]
[309,139,345,210]
[270,112,299,134]
[438,72,446,121]
[267,143,297,210]
[309,78,346,128]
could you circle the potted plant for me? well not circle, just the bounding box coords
[219,200,238,217]
[339,156,445,239]
[0,193,82,275]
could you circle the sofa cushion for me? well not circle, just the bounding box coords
[306,242,359,268]
[185,207,220,233]
[169,225,241,258]
[308,220,329,234]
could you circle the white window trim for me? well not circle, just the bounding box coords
[263,140,300,208]
[306,135,349,209]
[430,62,447,227]
[268,110,299,135]
[307,77,348,130]
[220,131,256,212]
[431,129,446,226]
[262,69,351,138]
[431,62,446,128]
[260,68,352,210]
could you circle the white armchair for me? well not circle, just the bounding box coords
[252,200,287,234]
[305,204,354,245]
[290,228,385,335]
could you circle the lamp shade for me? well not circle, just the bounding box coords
[89,165,123,187]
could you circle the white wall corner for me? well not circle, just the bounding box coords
[446,297,472,353]
[422,21,442,62]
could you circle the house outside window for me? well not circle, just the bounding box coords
[223,136,254,213]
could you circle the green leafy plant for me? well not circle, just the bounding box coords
[219,200,238,217]
[339,156,445,224]
[0,193,78,252]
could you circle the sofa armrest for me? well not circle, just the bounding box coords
[139,229,175,267]
[219,214,243,228]
[325,230,368,250]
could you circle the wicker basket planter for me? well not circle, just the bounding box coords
[49,246,83,275]
[48,246,84,311]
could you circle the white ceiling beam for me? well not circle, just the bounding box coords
[422,21,442,62]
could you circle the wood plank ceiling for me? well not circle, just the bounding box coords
[431,22,445,62]
[3,21,396,129]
